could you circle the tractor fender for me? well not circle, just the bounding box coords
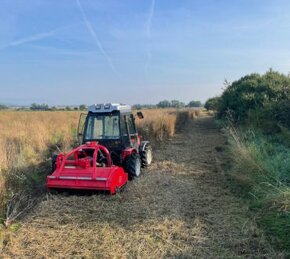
[139,141,150,152]
[121,148,138,162]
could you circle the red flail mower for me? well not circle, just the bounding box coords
[47,103,153,194]
[47,142,128,194]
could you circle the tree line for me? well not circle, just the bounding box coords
[0,100,204,111]
[29,103,87,111]
[134,100,202,109]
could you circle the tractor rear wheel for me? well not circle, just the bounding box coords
[125,153,141,178]
[141,144,153,168]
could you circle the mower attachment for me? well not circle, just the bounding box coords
[46,142,128,194]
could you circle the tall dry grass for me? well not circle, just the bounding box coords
[0,108,200,225]
[135,108,201,142]
[0,111,80,170]
[136,109,177,141]
[0,111,80,224]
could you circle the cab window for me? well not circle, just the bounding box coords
[84,114,120,140]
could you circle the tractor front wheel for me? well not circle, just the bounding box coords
[140,144,153,168]
[125,153,141,178]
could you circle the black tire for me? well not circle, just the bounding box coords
[140,144,153,168]
[124,153,141,178]
[51,154,58,173]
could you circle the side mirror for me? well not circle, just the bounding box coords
[136,111,144,119]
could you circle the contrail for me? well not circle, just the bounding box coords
[0,31,54,50]
[145,0,156,74]
[145,0,156,38]
[10,32,54,47]
[76,0,118,75]
[0,23,79,51]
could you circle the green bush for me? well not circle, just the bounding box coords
[270,100,290,129]
[218,70,290,129]
[204,97,221,111]
[188,100,202,107]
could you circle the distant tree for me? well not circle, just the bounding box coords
[133,104,156,109]
[65,106,71,111]
[30,103,38,110]
[0,104,8,110]
[157,100,187,108]
[171,100,185,108]
[204,97,220,111]
[188,100,202,107]
[133,104,142,110]
[157,100,171,108]
[171,100,179,108]
[30,103,49,111]
[79,104,87,111]
[50,106,57,111]
[74,107,79,111]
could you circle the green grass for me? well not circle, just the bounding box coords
[258,211,290,252]
[226,128,290,255]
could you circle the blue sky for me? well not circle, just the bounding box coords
[0,0,290,105]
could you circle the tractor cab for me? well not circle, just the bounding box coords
[77,103,152,177]
[79,103,139,155]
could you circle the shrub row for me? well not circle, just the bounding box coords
[210,70,290,254]
[207,70,290,131]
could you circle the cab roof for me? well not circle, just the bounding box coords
[88,103,131,113]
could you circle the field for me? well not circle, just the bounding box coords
[0,111,81,225]
[0,109,286,257]
[0,109,198,225]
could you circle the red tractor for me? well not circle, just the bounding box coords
[47,103,153,194]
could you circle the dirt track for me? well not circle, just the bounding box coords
[2,115,283,258]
